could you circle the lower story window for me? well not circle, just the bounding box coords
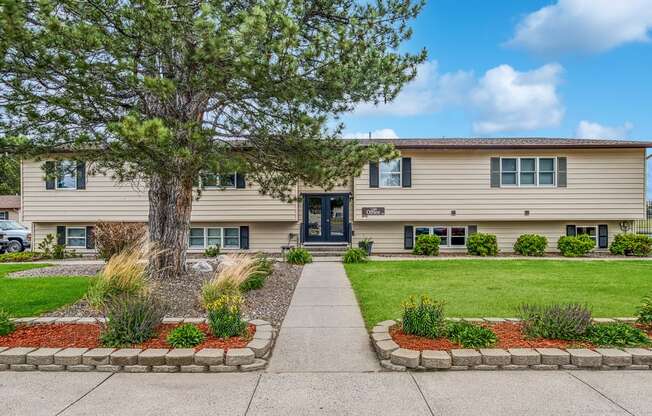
[0,211,7,220]
[576,226,597,243]
[415,226,466,247]
[189,227,240,249]
[66,227,86,248]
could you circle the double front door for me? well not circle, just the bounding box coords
[303,194,350,243]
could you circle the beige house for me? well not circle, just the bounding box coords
[21,138,651,255]
[0,196,21,222]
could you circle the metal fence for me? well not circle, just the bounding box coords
[633,201,652,236]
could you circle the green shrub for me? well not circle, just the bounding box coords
[204,245,220,257]
[401,295,446,339]
[95,222,147,260]
[513,234,548,256]
[100,294,166,347]
[358,238,374,255]
[37,233,55,257]
[343,247,368,264]
[166,323,206,348]
[0,309,15,336]
[637,293,652,324]
[557,234,595,257]
[446,321,497,348]
[206,294,248,339]
[466,233,498,256]
[240,254,273,292]
[585,323,650,347]
[412,234,440,256]
[518,303,592,340]
[285,247,312,265]
[0,251,46,263]
[609,233,652,257]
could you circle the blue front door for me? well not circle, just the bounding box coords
[304,194,349,243]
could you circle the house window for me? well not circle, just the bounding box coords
[66,227,86,248]
[415,226,466,247]
[56,160,77,189]
[201,173,236,188]
[379,159,401,187]
[0,211,7,220]
[500,157,556,187]
[188,227,240,249]
[576,226,597,243]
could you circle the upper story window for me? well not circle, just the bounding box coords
[500,157,556,187]
[56,160,77,189]
[201,173,236,189]
[380,159,401,187]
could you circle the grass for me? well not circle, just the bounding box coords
[345,260,652,327]
[0,264,93,317]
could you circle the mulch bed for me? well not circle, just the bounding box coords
[0,323,254,351]
[390,322,596,351]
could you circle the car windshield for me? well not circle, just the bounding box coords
[0,221,26,230]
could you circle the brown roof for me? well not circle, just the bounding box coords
[0,196,20,209]
[356,138,652,149]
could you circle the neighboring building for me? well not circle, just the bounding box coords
[0,195,21,222]
[20,138,652,254]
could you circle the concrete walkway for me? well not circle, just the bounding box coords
[267,262,379,372]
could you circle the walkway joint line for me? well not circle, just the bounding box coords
[55,372,114,416]
[567,372,636,416]
[409,372,436,416]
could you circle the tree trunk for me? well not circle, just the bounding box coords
[147,173,194,280]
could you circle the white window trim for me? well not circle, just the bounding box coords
[199,172,237,189]
[65,227,86,248]
[379,160,402,188]
[574,225,598,243]
[55,160,77,190]
[415,226,468,248]
[499,157,556,188]
[188,227,240,249]
[0,212,7,220]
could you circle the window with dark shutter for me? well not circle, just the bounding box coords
[598,224,608,249]
[401,158,412,188]
[236,173,246,189]
[404,225,414,249]
[76,162,86,189]
[45,161,55,190]
[468,225,478,235]
[369,162,379,188]
[557,157,567,187]
[239,226,250,249]
[56,226,66,245]
[490,158,500,188]
[86,226,95,249]
[566,225,576,236]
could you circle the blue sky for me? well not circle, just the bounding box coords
[340,0,652,197]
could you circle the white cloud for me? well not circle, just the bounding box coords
[342,128,399,139]
[470,64,565,134]
[575,120,634,139]
[508,0,652,55]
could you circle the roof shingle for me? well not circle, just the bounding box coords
[0,196,20,209]
[356,138,652,149]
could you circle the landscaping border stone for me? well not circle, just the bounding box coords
[1,318,276,373]
[369,319,652,372]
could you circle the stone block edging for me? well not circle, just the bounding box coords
[370,319,652,372]
[0,318,276,373]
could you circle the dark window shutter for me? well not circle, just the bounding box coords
[86,226,95,249]
[557,157,567,187]
[490,157,500,188]
[239,226,249,249]
[76,161,86,189]
[401,157,412,188]
[56,226,66,245]
[598,224,608,249]
[404,225,414,250]
[45,161,55,190]
[369,162,379,188]
[566,225,576,236]
[468,225,478,235]
[236,173,246,189]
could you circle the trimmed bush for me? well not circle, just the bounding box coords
[585,323,650,347]
[557,234,595,257]
[240,254,273,292]
[343,247,368,264]
[609,233,652,257]
[446,321,497,348]
[100,294,166,347]
[413,234,440,256]
[513,234,548,256]
[518,303,592,340]
[0,309,15,336]
[95,222,147,260]
[166,323,206,348]
[401,295,446,339]
[466,233,498,256]
[638,292,652,324]
[204,245,220,257]
[207,294,248,339]
[285,247,312,265]
[86,248,149,309]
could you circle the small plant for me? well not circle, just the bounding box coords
[513,234,548,256]
[0,251,46,263]
[86,248,149,309]
[466,233,498,256]
[343,247,368,264]
[446,321,497,348]
[584,323,650,347]
[204,245,220,257]
[52,244,66,260]
[413,234,440,256]
[240,254,273,292]
[166,323,206,348]
[557,234,595,257]
[401,295,446,339]
[0,309,15,336]
[609,233,652,257]
[518,303,592,340]
[100,294,166,347]
[37,233,55,257]
[358,238,374,255]
[95,222,147,260]
[206,294,248,339]
[637,292,652,324]
[201,254,265,305]
[285,247,312,265]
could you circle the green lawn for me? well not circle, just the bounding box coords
[345,260,652,327]
[0,264,93,317]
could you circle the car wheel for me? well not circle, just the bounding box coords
[6,240,23,253]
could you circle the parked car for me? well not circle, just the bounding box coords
[0,220,31,253]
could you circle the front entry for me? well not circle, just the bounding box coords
[303,194,350,243]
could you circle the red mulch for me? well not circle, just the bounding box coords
[391,322,595,351]
[0,323,254,351]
